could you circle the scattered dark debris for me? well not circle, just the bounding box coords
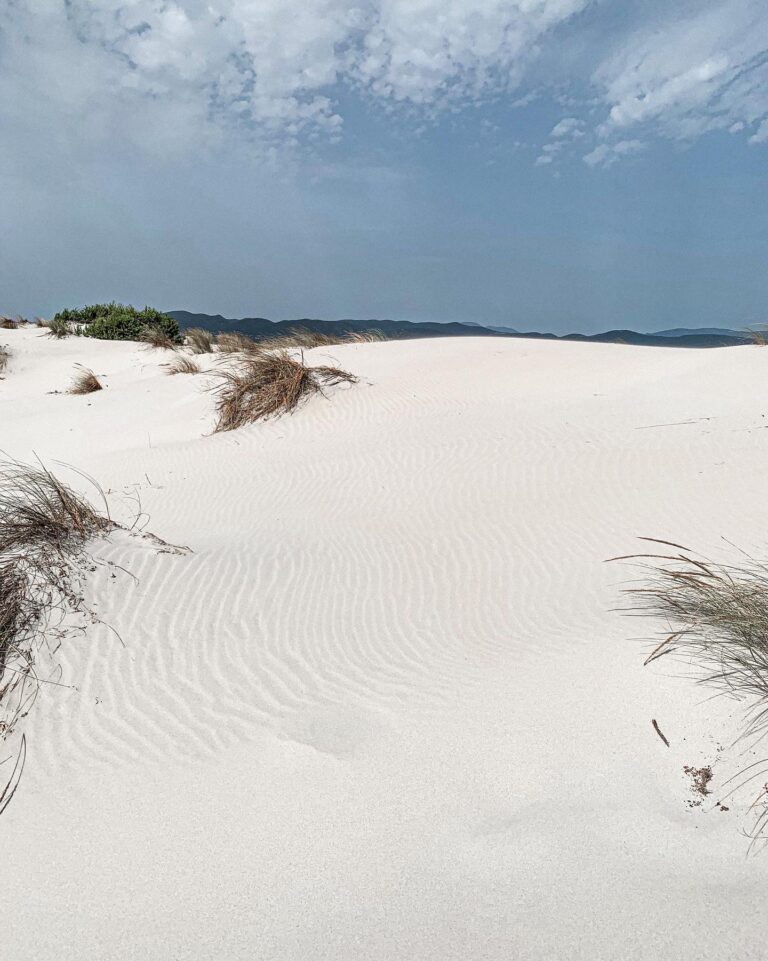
[684,764,713,807]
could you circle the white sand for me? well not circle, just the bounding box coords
[2,327,768,959]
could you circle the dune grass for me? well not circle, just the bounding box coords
[345,329,386,343]
[185,328,215,354]
[617,537,768,848]
[211,350,356,431]
[166,354,202,375]
[0,318,18,330]
[257,327,340,350]
[211,327,389,354]
[0,459,112,564]
[0,459,116,811]
[141,325,178,350]
[45,316,71,339]
[0,457,190,815]
[259,327,387,349]
[215,331,259,353]
[0,563,26,677]
[69,365,103,395]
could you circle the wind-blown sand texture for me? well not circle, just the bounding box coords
[2,327,768,960]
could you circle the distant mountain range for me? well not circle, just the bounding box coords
[169,311,754,349]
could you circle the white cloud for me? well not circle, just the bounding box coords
[749,119,768,143]
[550,117,583,138]
[354,0,587,105]
[583,139,644,168]
[0,0,589,159]
[2,0,766,172]
[592,0,768,146]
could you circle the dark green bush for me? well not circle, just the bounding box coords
[53,303,181,344]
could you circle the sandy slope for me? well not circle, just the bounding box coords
[2,327,768,960]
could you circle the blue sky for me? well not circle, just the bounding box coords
[1,0,766,333]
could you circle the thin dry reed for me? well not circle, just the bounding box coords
[211,350,356,431]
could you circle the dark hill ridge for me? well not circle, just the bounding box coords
[168,311,750,349]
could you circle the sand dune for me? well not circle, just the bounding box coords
[2,328,768,959]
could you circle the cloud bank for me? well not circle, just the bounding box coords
[1,0,767,165]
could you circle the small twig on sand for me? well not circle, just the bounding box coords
[652,718,670,747]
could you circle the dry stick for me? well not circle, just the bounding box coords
[651,718,670,747]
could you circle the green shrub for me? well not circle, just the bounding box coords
[53,303,181,344]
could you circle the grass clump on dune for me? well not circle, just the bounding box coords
[211,350,356,431]
[259,327,339,350]
[165,355,201,375]
[141,325,179,350]
[619,539,768,721]
[0,459,115,810]
[618,537,768,848]
[258,327,387,349]
[69,365,103,395]
[345,329,386,343]
[216,331,259,354]
[45,316,71,339]
[0,318,18,330]
[185,328,215,354]
[0,563,27,678]
[210,326,389,353]
[0,460,113,563]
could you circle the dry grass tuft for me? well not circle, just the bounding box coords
[616,539,768,724]
[141,325,178,350]
[615,537,768,849]
[69,365,103,395]
[216,331,259,353]
[0,346,9,375]
[0,457,191,816]
[211,350,356,431]
[0,459,113,563]
[345,329,386,343]
[185,328,215,354]
[0,459,115,813]
[261,327,340,350]
[45,317,71,339]
[165,354,202,375]
[0,318,18,330]
[34,317,47,328]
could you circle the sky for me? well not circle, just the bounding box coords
[1,0,767,334]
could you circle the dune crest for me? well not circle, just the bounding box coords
[2,328,768,960]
